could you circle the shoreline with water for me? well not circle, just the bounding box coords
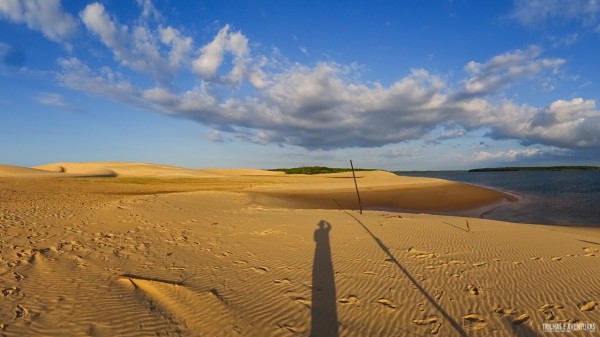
[395,170,600,227]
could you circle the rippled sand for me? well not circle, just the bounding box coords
[1,163,598,336]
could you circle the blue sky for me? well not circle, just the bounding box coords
[1,0,600,170]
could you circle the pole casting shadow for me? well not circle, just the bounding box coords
[345,212,469,337]
[311,220,340,337]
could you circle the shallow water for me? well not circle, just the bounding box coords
[395,171,600,226]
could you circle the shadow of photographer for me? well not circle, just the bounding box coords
[311,220,340,337]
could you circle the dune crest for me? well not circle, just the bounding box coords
[33,162,283,178]
[0,164,58,176]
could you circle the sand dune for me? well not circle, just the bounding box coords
[35,162,225,178]
[203,168,285,176]
[1,164,599,336]
[0,164,60,177]
[33,162,283,178]
[0,163,116,178]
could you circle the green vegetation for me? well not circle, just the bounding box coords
[269,166,377,175]
[468,166,600,172]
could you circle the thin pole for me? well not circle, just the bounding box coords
[349,159,363,214]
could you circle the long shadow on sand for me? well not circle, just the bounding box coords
[344,211,469,337]
[310,220,340,337]
[578,239,600,246]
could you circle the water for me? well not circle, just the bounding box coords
[394,171,600,226]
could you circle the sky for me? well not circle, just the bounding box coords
[1,0,600,170]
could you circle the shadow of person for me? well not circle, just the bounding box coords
[310,220,339,337]
[512,322,539,337]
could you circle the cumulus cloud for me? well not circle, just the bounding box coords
[160,26,193,70]
[57,39,599,151]
[57,57,143,106]
[511,0,600,27]
[460,46,565,98]
[46,3,597,152]
[80,2,193,82]
[460,98,600,149]
[192,24,250,84]
[0,0,76,42]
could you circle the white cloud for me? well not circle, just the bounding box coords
[462,97,600,149]
[36,92,67,107]
[461,46,565,97]
[206,129,225,142]
[35,92,80,112]
[160,26,192,69]
[473,147,565,162]
[548,33,579,48]
[80,2,193,81]
[511,0,600,27]
[136,0,160,20]
[55,3,600,153]
[58,38,600,151]
[57,57,142,106]
[0,0,77,42]
[192,24,250,84]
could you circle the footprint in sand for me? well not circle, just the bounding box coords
[338,295,360,305]
[539,303,564,310]
[412,316,441,334]
[539,303,564,320]
[578,301,597,311]
[448,260,466,265]
[551,256,563,261]
[583,247,599,256]
[425,265,443,270]
[2,287,20,297]
[276,323,305,334]
[285,292,311,308]
[13,272,24,281]
[408,247,436,259]
[462,313,487,330]
[15,304,28,319]
[511,313,530,325]
[273,278,292,285]
[250,266,269,274]
[375,298,397,310]
[472,262,487,267]
[493,307,518,316]
[446,271,463,278]
[219,251,234,257]
[466,285,479,296]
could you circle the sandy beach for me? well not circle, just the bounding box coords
[1,162,599,336]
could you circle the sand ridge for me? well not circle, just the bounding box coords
[1,163,599,336]
[0,164,65,177]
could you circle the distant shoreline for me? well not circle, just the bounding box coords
[468,166,600,172]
